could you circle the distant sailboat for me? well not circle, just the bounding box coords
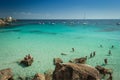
[82,13,88,25]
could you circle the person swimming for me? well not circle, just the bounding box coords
[24,54,32,60]
[111,45,114,48]
[24,55,28,60]
[28,54,32,59]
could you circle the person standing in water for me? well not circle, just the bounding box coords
[93,51,96,57]
[72,48,75,52]
[104,58,108,65]
[90,53,92,58]
[100,45,103,48]
[108,50,112,55]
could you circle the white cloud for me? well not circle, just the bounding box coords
[12,12,52,19]
[12,11,120,19]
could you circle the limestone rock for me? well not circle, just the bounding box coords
[53,63,100,80]
[53,58,63,65]
[0,19,8,26]
[20,54,34,66]
[44,70,53,80]
[69,57,87,64]
[95,65,113,76]
[0,68,13,80]
[32,73,45,80]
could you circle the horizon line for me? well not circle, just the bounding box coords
[17,18,120,20]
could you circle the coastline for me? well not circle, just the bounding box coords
[0,19,120,80]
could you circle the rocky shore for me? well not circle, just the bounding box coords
[0,68,13,80]
[0,53,113,80]
[0,16,16,27]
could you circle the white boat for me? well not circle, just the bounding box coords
[52,22,55,24]
[38,22,41,24]
[116,22,120,25]
[83,22,87,25]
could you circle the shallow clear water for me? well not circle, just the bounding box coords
[0,20,120,79]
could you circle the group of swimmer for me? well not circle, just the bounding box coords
[100,45,114,49]
[24,54,33,61]
[71,45,114,65]
[90,51,96,58]
[100,45,113,65]
[104,49,112,65]
[69,45,114,80]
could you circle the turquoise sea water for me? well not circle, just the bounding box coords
[0,20,120,79]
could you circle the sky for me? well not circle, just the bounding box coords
[0,0,120,19]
